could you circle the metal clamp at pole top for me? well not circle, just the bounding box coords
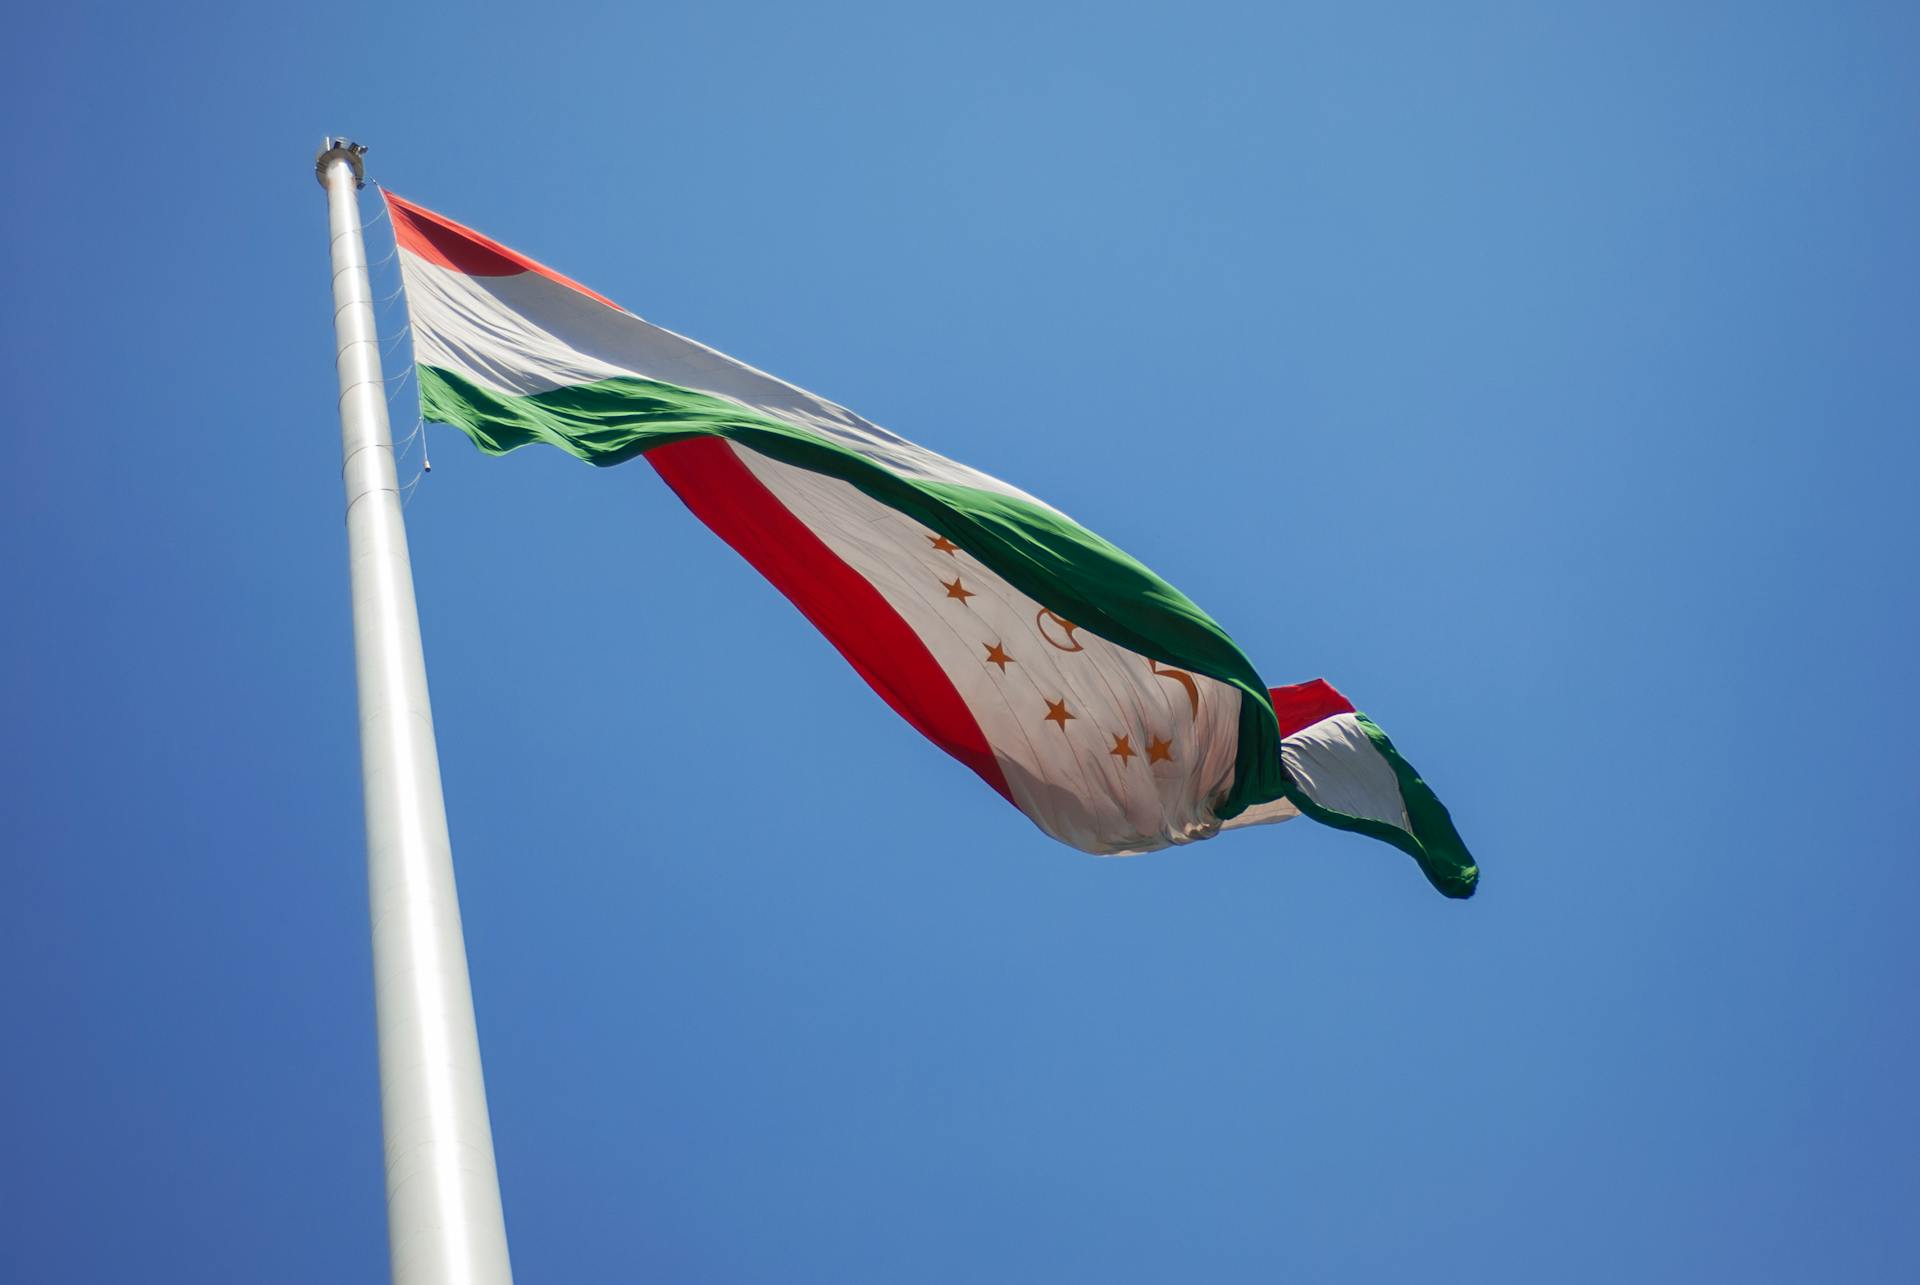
[316,137,367,189]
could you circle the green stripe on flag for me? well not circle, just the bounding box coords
[416,363,1291,823]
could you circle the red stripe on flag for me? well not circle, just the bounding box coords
[381,190,622,310]
[646,437,1014,803]
[1267,678,1355,737]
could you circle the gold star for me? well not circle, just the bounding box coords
[942,577,975,604]
[927,534,960,555]
[1109,734,1135,763]
[1044,698,1074,731]
[1146,735,1174,763]
[984,641,1013,671]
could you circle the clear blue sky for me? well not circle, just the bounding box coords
[3,3,1915,1281]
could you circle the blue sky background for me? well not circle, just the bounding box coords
[3,2,1916,1281]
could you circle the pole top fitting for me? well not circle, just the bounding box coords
[316,138,368,189]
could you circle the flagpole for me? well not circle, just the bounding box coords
[318,138,514,1285]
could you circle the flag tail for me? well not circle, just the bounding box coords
[1266,680,1479,899]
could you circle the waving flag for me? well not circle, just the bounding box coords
[385,190,1477,898]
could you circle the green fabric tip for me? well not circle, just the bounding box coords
[1279,713,1479,899]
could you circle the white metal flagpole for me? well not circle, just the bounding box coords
[317,138,514,1285]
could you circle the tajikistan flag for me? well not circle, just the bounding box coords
[385,191,1478,899]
